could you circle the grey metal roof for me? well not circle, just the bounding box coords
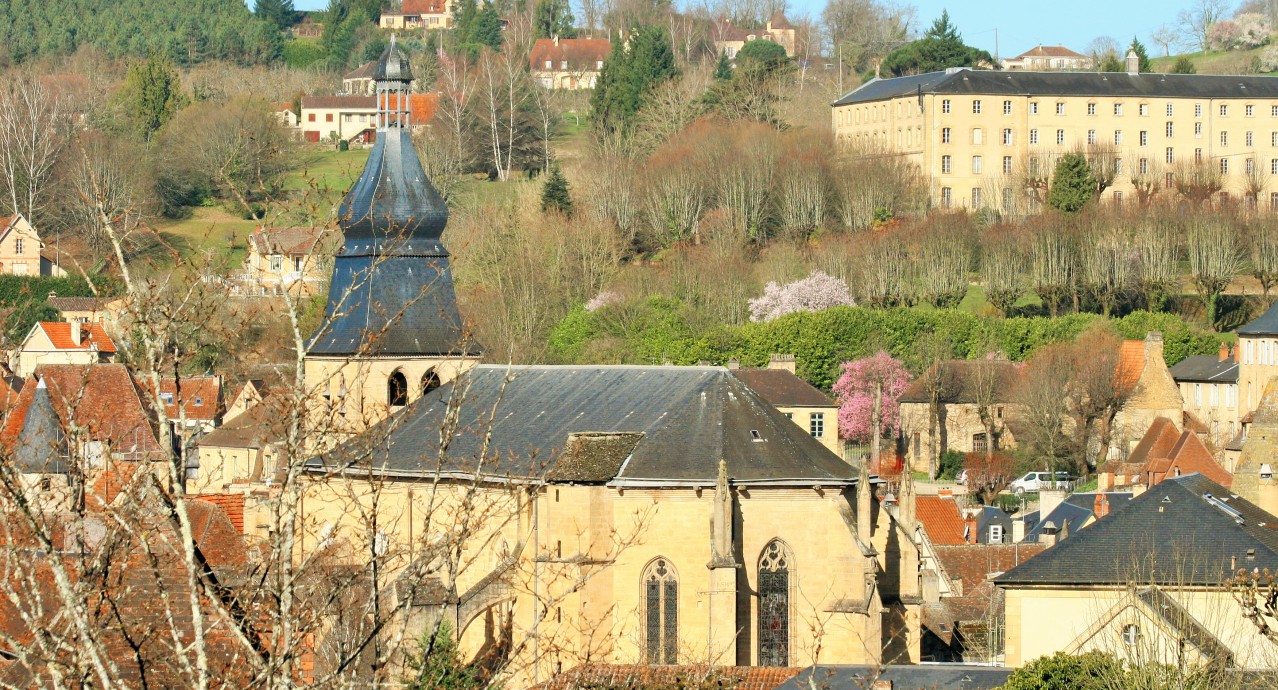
[312,365,858,485]
[997,474,1278,586]
[15,382,67,474]
[1168,355,1239,383]
[834,68,1278,106]
[373,36,413,82]
[777,664,1012,690]
[1239,300,1278,335]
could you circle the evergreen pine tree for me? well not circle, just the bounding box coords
[404,622,483,690]
[253,0,296,31]
[1048,152,1097,213]
[713,50,732,80]
[473,1,503,50]
[925,10,961,42]
[1129,37,1152,73]
[533,0,577,39]
[1171,55,1198,74]
[541,163,574,216]
[124,53,188,142]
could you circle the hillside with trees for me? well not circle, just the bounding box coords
[0,0,283,66]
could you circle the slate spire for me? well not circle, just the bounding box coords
[308,38,474,357]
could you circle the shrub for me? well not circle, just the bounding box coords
[937,449,965,480]
[1260,45,1278,72]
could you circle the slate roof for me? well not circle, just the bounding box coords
[1168,354,1239,383]
[529,38,610,72]
[899,359,1023,404]
[343,61,377,80]
[1240,300,1278,335]
[375,35,413,82]
[917,495,967,545]
[47,296,109,313]
[834,69,1278,106]
[248,226,329,256]
[13,381,67,474]
[729,368,834,407]
[997,474,1278,586]
[312,365,858,485]
[1023,492,1133,541]
[777,665,1012,690]
[308,43,468,357]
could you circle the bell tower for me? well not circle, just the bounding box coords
[304,36,480,436]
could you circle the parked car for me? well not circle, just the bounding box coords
[956,469,969,485]
[1008,471,1073,495]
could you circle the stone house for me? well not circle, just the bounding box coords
[712,11,796,58]
[1099,416,1232,491]
[0,214,49,276]
[996,474,1278,670]
[898,359,1024,474]
[298,92,438,144]
[1109,332,1186,457]
[729,354,842,457]
[1001,44,1093,71]
[530,37,610,89]
[240,226,334,295]
[1169,343,1240,448]
[379,0,453,30]
[1237,300,1278,418]
[46,293,126,329]
[12,321,117,377]
[342,61,378,96]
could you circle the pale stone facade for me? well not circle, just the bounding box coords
[1110,333,1185,457]
[832,66,1278,211]
[0,214,48,276]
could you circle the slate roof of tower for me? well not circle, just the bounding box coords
[996,474,1278,586]
[311,365,858,485]
[834,69,1278,107]
[14,381,67,474]
[1240,300,1278,335]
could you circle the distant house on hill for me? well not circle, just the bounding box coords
[530,37,610,89]
[12,321,118,377]
[342,61,377,96]
[1001,45,1092,71]
[712,11,796,58]
[379,0,453,30]
[0,214,61,277]
[239,226,334,295]
[299,92,438,144]
[291,14,323,38]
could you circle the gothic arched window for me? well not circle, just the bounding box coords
[388,371,408,407]
[643,558,678,664]
[758,539,791,667]
[421,370,441,396]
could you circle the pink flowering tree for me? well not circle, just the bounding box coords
[832,351,912,443]
[748,270,855,322]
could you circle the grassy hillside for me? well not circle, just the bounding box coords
[1150,45,1274,75]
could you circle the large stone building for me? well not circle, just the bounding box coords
[530,37,610,90]
[219,41,924,686]
[712,11,796,58]
[1169,343,1240,448]
[831,61,1278,211]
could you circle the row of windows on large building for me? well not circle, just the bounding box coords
[941,152,1276,177]
[644,540,794,666]
[838,98,1278,128]
[942,125,1278,147]
[938,186,1278,210]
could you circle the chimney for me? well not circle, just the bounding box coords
[47,291,57,300]
[727,358,740,370]
[1230,345,1237,362]
[1093,493,1110,520]
[1039,487,1068,521]
[1125,49,1140,75]
[964,513,978,543]
[1012,517,1026,543]
[553,35,560,46]
[69,320,81,347]
[938,487,953,498]
[1220,342,1230,362]
[1038,521,1058,546]
[768,353,796,373]
[1145,331,1164,364]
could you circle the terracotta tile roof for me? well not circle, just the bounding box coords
[1116,340,1146,391]
[539,665,801,690]
[730,368,833,407]
[248,226,328,256]
[188,498,249,567]
[530,38,611,72]
[29,321,116,353]
[300,93,439,123]
[1103,416,1180,473]
[1013,44,1088,59]
[1102,417,1232,488]
[917,495,967,545]
[934,543,1047,622]
[1,364,163,460]
[1164,431,1232,488]
[152,376,222,421]
[399,0,448,14]
[193,493,246,533]
[767,10,793,28]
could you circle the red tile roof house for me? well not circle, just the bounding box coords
[379,0,454,30]
[530,37,611,90]
[299,92,439,144]
[1098,416,1233,491]
[11,320,118,377]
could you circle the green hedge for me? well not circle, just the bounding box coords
[549,304,1223,390]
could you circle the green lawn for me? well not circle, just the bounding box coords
[150,207,258,271]
[1150,47,1275,75]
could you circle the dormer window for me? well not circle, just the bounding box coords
[545,60,552,69]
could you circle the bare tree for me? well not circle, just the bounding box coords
[1131,216,1178,311]
[0,76,69,226]
[1179,0,1231,52]
[1173,159,1224,205]
[854,229,914,308]
[1078,218,1133,317]
[1185,213,1245,328]
[1029,221,1078,317]
[913,221,970,309]
[1151,24,1183,57]
[981,227,1027,316]
[1249,219,1278,302]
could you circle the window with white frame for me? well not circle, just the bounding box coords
[1056,129,1065,145]
[942,155,952,174]
[1166,147,1174,163]
[1273,105,1278,117]
[1056,102,1065,115]
[971,187,982,207]
[1166,103,1174,117]
[1115,158,1123,175]
[1166,122,1173,137]
[989,525,1003,543]
[1003,156,1013,174]
[1222,104,1229,117]
[1003,100,1012,115]
[1248,158,1256,175]
[1087,103,1096,115]
[1222,131,1229,146]
[1272,159,1278,175]
[1196,148,1203,162]
[1114,130,1123,145]
[809,413,824,438]
[972,99,982,114]
[1197,104,1204,117]
[1002,187,1014,209]
[1030,129,1039,144]
[1114,103,1123,116]
[942,127,951,143]
[1113,190,1123,205]
[1248,131,1255,147]
[1139,103,1149,116]
[973,127,983,144]
[942,99,951,114]
[1195,122,1203,137]
[1030,101,1039,114]
[1003,128,1013,145]
[1248,105,1255,117]
[1140,131,1148,146]
[1221,158,1230,174]
[972,155,983,174]
[941,187,952,208]
[1140,158,1149,174]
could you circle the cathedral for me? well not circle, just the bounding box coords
[296,39,921,686]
